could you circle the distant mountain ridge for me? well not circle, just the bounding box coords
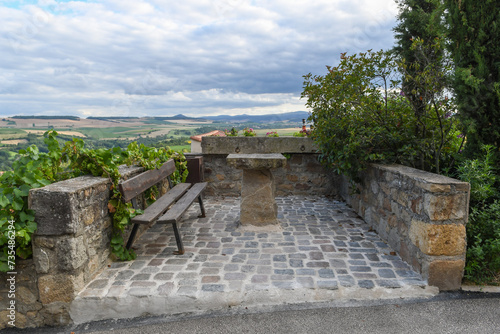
[204,111,309,123]
[7,111,310,123]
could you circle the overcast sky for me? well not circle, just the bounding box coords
[1,0,399,118]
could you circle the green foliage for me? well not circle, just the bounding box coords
[456,145,498,204]
[303,50,404,180]
[292,131,306,137]
[445,0,500,157]
[302,49,461,181]
[225,128,239,137]
[399,37,462,173]
[393,0,444,119]
[464,200,500,283]
[242,128,256,137]
[0,133,192,171]
[265,131,279,137]
[454,145,499,283]
[0,130,187,271]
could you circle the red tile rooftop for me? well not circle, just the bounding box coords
[190,130,226,142]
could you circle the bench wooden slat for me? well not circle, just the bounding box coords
[131,183,191,224]
[157,182,207,224]
[119,159,176,202]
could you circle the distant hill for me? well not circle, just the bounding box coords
[147,115,208,121]
[204,111,309,123]
[7,112,310,123]
[11,115,80,121]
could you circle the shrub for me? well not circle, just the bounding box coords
[455,145,498,204]
[302,48,461,182]
[465,201,500,282]
[225,128,238,137]
[454,145,499,283]
[0,130,187,271]
[243,127,256,137]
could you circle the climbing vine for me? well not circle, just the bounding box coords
[0,130,187,271]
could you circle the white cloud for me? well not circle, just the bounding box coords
[0,0,398,118]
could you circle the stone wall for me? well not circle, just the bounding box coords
[201,137,334,197]
[0,165,143,329]
[334,164,470,291]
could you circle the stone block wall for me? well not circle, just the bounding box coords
[0,166,143,329]
[334,164,470,291]
[201,137,334,197]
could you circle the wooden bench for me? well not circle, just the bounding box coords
[118,159,207,254]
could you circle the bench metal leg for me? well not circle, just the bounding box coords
[172,222,185,255]
[198,195,206,218]
[126,224,140,250]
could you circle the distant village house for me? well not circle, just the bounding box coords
[190,130,226,153]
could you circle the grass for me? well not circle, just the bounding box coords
[0,128,27,140]
[78,127,155,139]
[166,145,191,152]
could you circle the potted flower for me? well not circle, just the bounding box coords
[243,127,257,137]
[225,128,238,136]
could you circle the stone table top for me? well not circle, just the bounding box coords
[226,153,287,170]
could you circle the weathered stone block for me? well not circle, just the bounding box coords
[240,169,278,226]
[306,162,324,173]
[202,137,317,154]
[33,236,56,249]
[29,176,109,236]
[39,302,72,326]
[311,177,325,186]
[290,155,303,165]
[79,206,95,226]
[57,236,88,271]
[428,260,465,291]
[409,220,466,256]
[410,197,422,214]
[395,190,409,208]
[33,247,51,274]
[38,273,84,304]
[277,184,294,192]
[424,193,467,221]
[227,153,287,170]
[387,214,397,228]
[295,183,311,191]
[383,197,391,211]
[17,286,42,313]
[455,183,471,192]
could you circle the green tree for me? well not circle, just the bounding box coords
[302,49,461,181]
[445,0,500,157]
[302,50,413,181]
[392,0,444,119]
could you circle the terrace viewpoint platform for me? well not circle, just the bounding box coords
[70,195,437,324]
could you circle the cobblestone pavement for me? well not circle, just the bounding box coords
[71,196,435,323]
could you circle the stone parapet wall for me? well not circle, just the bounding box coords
[202,136,318,154]
[334,164,470,291]
[0,166,143,329]
[201,137,333,197]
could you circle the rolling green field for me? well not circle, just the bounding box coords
[77,127,153,139]
[166,145,191,152]
[0,128,27,139]
[0,117,308,171]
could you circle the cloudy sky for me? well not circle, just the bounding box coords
[1,0,399,118]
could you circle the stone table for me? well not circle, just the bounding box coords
[226,153,287,228]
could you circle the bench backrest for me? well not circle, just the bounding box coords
[118,159,176,202]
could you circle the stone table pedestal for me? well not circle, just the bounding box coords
[227,153,287,228]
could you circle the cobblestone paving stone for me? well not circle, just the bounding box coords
[78,196,427,300]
